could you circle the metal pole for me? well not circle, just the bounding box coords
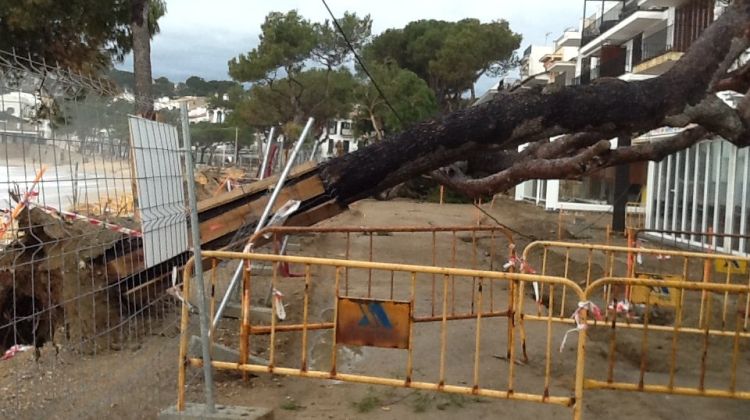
[212,117,314,330]
[233,126,239,165]
[310,138,324,163]
[258,126,275,180]
[180,102,215,412]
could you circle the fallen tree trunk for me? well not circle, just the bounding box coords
[319,0,750,202]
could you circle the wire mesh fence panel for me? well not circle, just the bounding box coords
[0,49,193,418]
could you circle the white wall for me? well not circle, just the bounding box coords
[522,46,554,78]
[318,119,363,160]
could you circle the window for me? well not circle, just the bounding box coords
[327,139,333,154]
[340,121,353,135]
[327,120,337,135]
[343,140,350,153]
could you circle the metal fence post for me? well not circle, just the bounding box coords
[258,126,276,180]
[212,117,314,330]
[180,102,216,412]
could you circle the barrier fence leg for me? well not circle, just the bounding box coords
[573,308,588,420]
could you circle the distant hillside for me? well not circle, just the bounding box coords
[106,69,240,99]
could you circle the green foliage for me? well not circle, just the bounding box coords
[233,68,356,135]
[411,392,432,413]
[351,392,382,413]
[228,11,317,82]
[312,12,373,69]
[364,18,521,111]
[189,122,254,148]
[354,62,436,136]
[108,69,136,92]
[176,76,239,98]
[107,69,240,101]
[228,10,370,130]
[153,76,175,98]
[0,0,166,73]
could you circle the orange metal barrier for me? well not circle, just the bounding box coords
[179,251,587,417]
[175,240,750,419]
[520,240,750,328]
[581,277,750,401]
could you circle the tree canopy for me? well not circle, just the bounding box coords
[231,68,356,128]
[227,11,521,139]
[228,10,372,135]
[364,19,521,111]
[0,0,165,73]
[354,63,437,139]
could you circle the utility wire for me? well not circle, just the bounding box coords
[568,187,632,237]
[472,202,538,241]
[320,0,405,126]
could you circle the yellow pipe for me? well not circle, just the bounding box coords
[194,250,584,290]
[176,257,195,411]
[191,359,576,407]
[584,379,750,399]
[522,314,750,338]
[586,277,750,297]
[573,305,588,420]
[300,264,311,371]
[523,241,750,265]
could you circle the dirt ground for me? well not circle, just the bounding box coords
[2,196,749,419]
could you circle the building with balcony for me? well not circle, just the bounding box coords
[540,29,581,88]
[519,45,554,86]
[513,0,750,254]
[576,0,715,83]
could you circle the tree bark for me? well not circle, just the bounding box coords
[369,109,384,141]
[132,0,154,117]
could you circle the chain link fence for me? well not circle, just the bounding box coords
[0,49,202,418]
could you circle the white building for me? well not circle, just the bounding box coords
[540,28,581,87]
[317,118,365,160]
[512,0,750,254]
[519,45,554,86]
[0,91,51,139]
[154,95,229,124]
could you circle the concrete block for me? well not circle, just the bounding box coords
[159,403,273,420]
[188,335,269,365]
[222,302,273,320]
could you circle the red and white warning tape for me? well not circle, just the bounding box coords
[608,298,634,318]
[29,203,142,237]
[273,288,286,321]
[504,255,541,302]
[1,344,33,361]
[559,301,603,352]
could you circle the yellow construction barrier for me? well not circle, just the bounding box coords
[175,240,750,420]
[179,251,586,416]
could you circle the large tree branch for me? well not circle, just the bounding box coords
[713,60,750,93]
[466,132,605,176]
[434,127,712,198]
[319,0,750,205]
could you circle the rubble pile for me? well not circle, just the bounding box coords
[0,206,139,354]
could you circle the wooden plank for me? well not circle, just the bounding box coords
[197,162,318,213]
[198,175,326,244]
[286,200,345,227]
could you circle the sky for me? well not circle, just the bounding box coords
[117,0,584,96]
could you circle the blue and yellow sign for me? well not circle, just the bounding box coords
[631,273,680,307]
[336,297,411,349]
[714,258,748,275]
